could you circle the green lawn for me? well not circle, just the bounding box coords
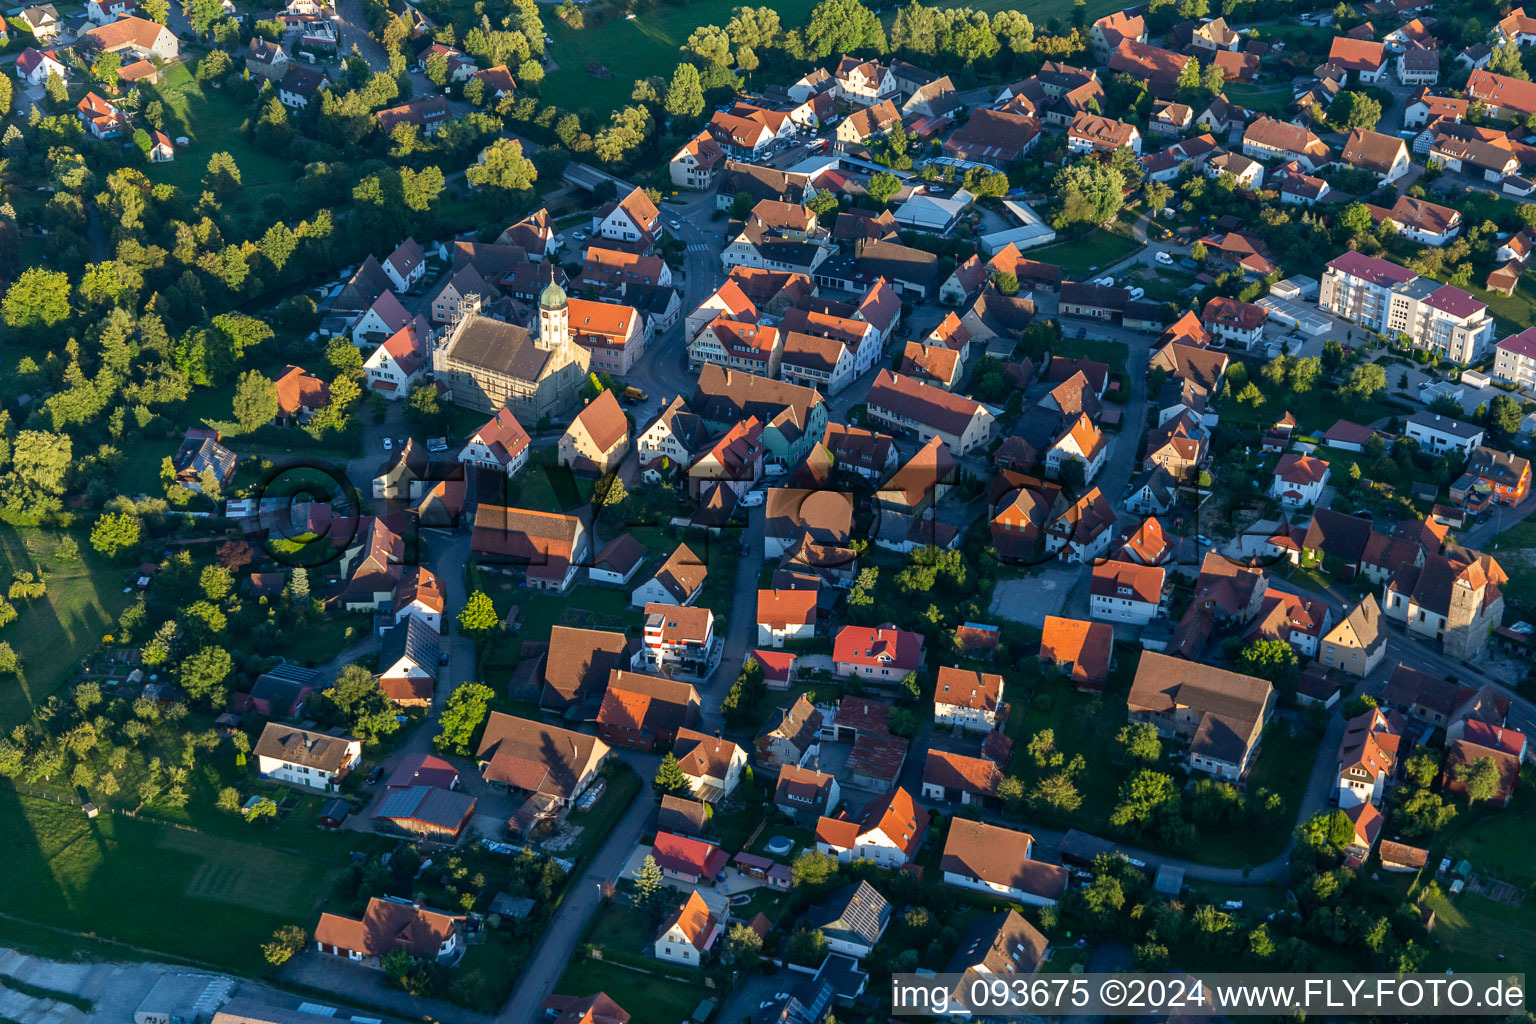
[553,957,712,1024]
[141,60,292,193]
[1216,377,1408,436]
[0,528,135,731]
[1050,337,1132,375]
[545,0,821,116]
[1435,796,1536,888]
[1461,274,1536,335]
[0,791,340,970]
[1420,889,1536,975]
[1192,722,1322,868]
[1024,229,1140,277]
[1222,81,1294,116]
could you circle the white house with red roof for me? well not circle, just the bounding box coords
[1269,452,1330,508]
[653,890,720,966]
[686,279,758,341]
[933,666,1004,732]
[1336,706,1402,808]
[651,830,730,885]
[833,623,925,684]
[592,187,661,248]
[364,316,432,399]
[15,47,66,87]
[813,786,929,867]
[351,289,412,345]
[835,55,898,105]
[459,407,531,477]
[383,237,427,293]
[393,566,445,631]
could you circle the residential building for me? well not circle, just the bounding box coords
[476,714,609,806]
[591,187,661,247]
[254,724,362,791]
[1318,595,1388,677]
[1091,9,1147,60]
[1494,326,1536,389]
[559,390,630,476]
[833,623,924,684]
[758,589,818,647]
[632,543,707,608]
[652,831,730,885]
[775,763,840,821]
[1383,549,1506,658]
[815,785,928,867]
[1466,68,1536,121]
[459,407,531,478]
[1270,452,1330,508]
[864,369,995,455]
[933,667,1004,732]
[805,881,890,958]
[1127,653,1276,778]
[1403,411,1484,456]
[1066,112,1141,155]
[922,750,1003,806]
[1089,560,1166,624]
[639,604,720,678]
[315,897,463,968]
[653,891,720,966]
[691,364,828,466]
[1366,195,1462,245]
[1451,446,1532,507]
[1039,615,1113,691]
[940,818,1069,906]
[80,15,177,60]
[756,694,823,770]
[1337,706,1402,808]
[377,614,439,706]
[1328,36,1389,81]
[470,506,589,592]
[1318,252,1495,364]
[1340,127,1411,180]
[1201,296,1268,348]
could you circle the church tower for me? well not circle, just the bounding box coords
[537,270,569,355]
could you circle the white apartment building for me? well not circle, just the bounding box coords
[1318,251,1495,364]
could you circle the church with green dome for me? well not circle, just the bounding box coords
[432,267,590,421]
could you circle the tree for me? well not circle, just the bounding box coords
[43,71,67,109]
[182,0,228,33]
[435,682,495,755]
[1249,922,1276,958]
[664,61,705,119]
[262,925,307,966]
[1398,787,1456,837]
[1331,90,1382,130]
[322,663,399,742]
[1402,749,1439,789]
[1454,756,1502,804]
[868,171,902,205]
[3,268,71,330]
[1345,362,1387,401]
[804,0,886,57]
[1301,808,1355,851]
[425,49,450,87]
[204,152,242,193]
[1034,772,1083,813]
[791,849,839,887]
[634,854,665,920]
[1052,160,1125,228]
[1117,722,1161,763]
[1237,638,1299,687]
[1080,872,1125,919]
[457,590,500,637]
[962,165,1009,198]
[141,0,170,22]
[1486,394,1523,438]
[179,646,233,704]
[723,921,762,969]
[91,512,141,558]
[464,139,537,199]
[326,335,365,379]
[788,927,830,965]
[91,50,122,90]
[1110,769,1180,830]
[653,751,693,796]
[1337,201,1373,238]
[232,370,278,434]
[1490,40,1530,80]
[1176,55,1201,91]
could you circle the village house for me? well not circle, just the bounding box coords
[653,891,720,966]
[864,370,994,455]
[1318,595,1388,677]
[458,407,531,478]
[806,881,890,958]
[775,763,840,822]
[377,614,440,706]
[1270,452,1330,508]
[254,723,362,792]
[756,694,823,769]
[757,588,819,647]
[1089,560,1166,625]
[673,728,747,802]
[833,623,925,685]
[922,749,1003,807]
[639,603,720,678]
[1337,705,1402,808]
[1039,615,1113,691]
[815,786,929,867]
[470,506,589,592]
[558,390,630,476]
[476,714,610,818]
[1127,653,1276,779]
[940,818,1070,906]
[315,897,463,968]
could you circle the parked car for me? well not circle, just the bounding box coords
[382,437,393,451]
[1155,251,1174,265]
[367,766,384,785]
[740,490,766,507]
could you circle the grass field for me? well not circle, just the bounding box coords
[0,791,340,970]
[554,957,712,1024]
[142,61,291,194]
[1420,889,1536,974]
[1194,722,1322,867]
[545,0,821,115]
[1026,229,1140,277]
[0,528,135,731]
[1222,81,1294,116]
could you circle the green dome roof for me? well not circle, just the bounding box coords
[540,279,567,308]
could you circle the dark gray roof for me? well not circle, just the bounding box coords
[253,723,355,771]
[333,254,392,313]
[806,880,889,944]
[442,314,551,382]
[372,784,475,829]
[381,613,441,671]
